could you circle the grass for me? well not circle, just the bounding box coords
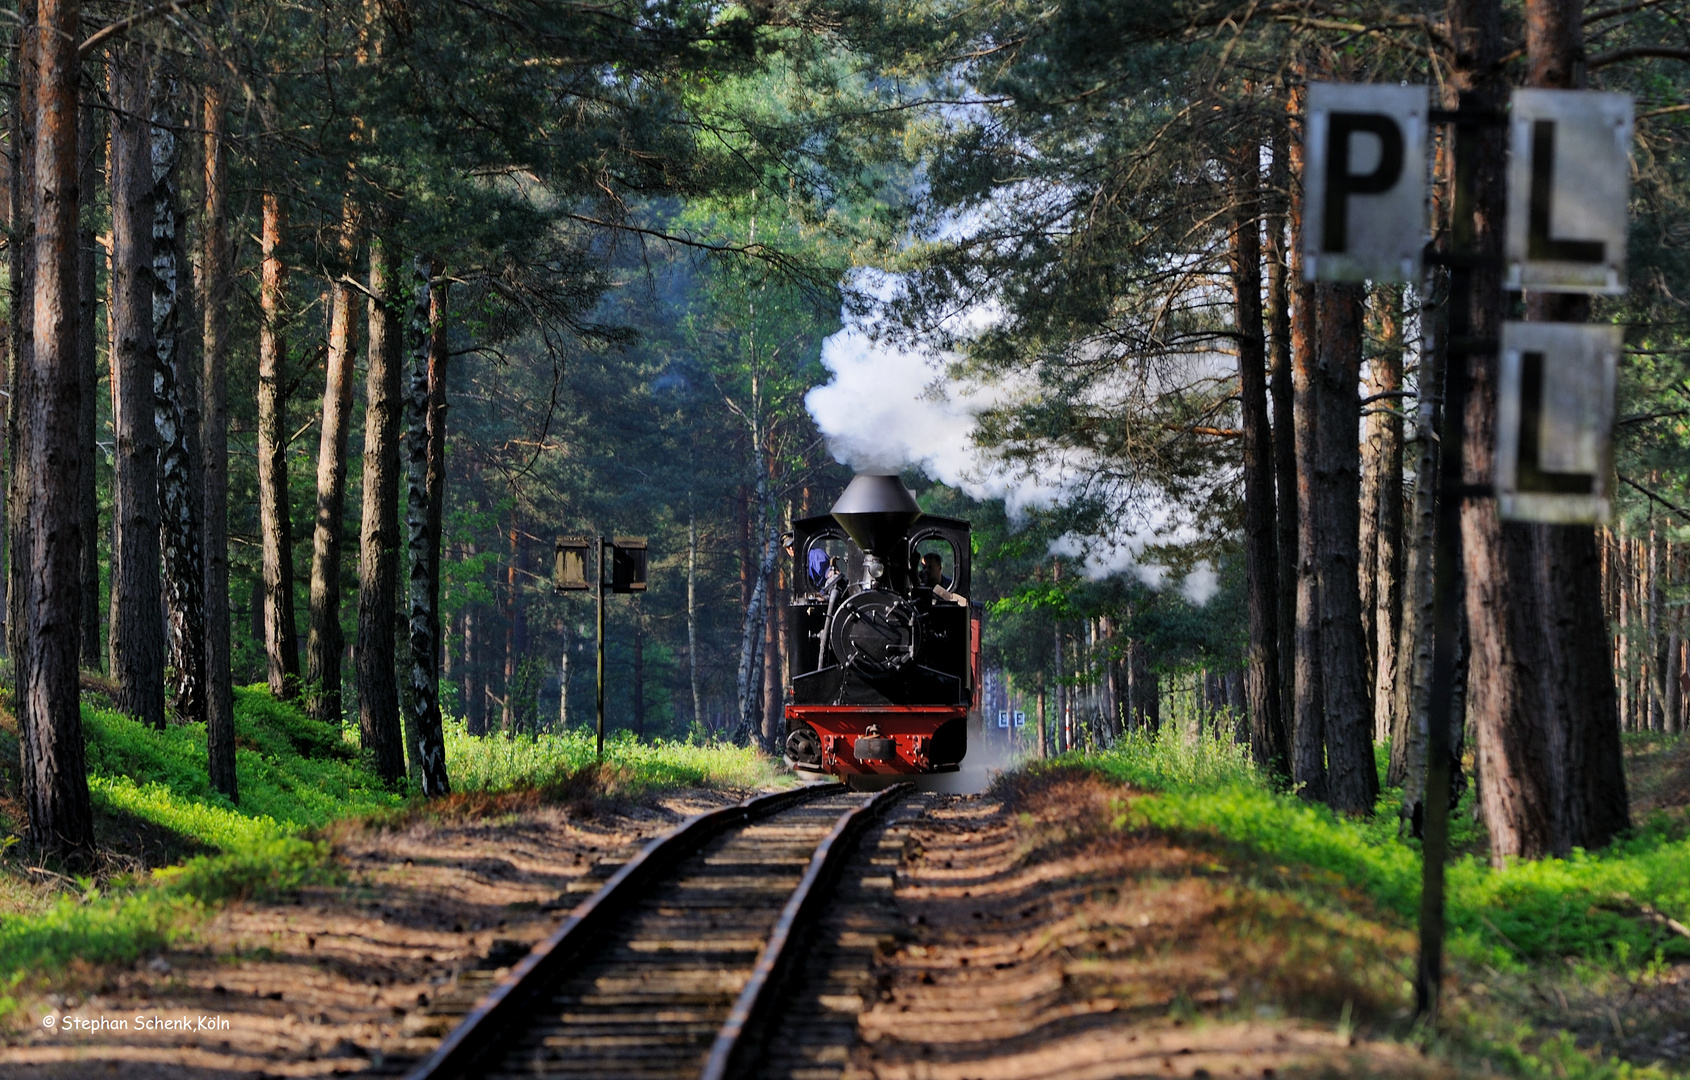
[0,689,782,1025]
[1077,730,1690,971]
[1044,727,1690,1078]
[445,718,790,796]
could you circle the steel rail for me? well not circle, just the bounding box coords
[697,782,912,1080]
[402,781,844,1080]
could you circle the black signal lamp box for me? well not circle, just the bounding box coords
[612,537,648,594]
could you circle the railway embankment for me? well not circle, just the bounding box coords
[0,690,782,1077]
[2,695,1686,1080]
[850,746,1689,1079]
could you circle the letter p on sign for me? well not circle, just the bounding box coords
[1302,83,1428,283]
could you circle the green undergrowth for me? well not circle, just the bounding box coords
[1075,732,1690,971]
[445,718,789,795]
[0,689,780,1025]
[1043,729,1690,1078]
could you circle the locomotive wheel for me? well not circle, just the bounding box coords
[784,724,822,765]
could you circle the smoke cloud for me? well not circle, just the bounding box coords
[806,323,1222,607]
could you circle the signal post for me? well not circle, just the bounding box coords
[555,536,649,761]
[1304,80,1631,1024]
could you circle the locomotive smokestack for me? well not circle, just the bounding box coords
[830,474,922,558]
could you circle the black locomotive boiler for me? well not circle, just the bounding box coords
[782,474,981,779]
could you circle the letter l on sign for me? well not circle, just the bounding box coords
[1505,89,1632,294]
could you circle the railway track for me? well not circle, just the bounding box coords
[400,780,912,1080]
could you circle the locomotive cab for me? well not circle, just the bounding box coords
[783,474,981,778]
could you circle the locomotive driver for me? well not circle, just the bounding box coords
[920,552,967,606]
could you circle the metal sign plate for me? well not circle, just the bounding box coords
[1495,322,1619,524]
[1506,90,1632,294]
[554,537,592,592]
[998,710,1010,729]
[1302,82,1429,283]
[1013,710,1026,729]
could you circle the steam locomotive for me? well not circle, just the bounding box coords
[782,474,981,780]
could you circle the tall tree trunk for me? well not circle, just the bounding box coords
[16,0,94,861]
[501,517,524,733]
[1266,125,1298,753]
[688,508,702,726]
[1392,287,1445,796]
[307,212,356,724]
[6,2,35,670]
[152,68,205,725]
[403,255,448,796]
[424,271,449,731]
[356,239,404,783]
[556,618,569,730]
[108,54,165,729]
[257,192,298,698]
[1455,0,1559,864]
[1229,141,1287,782]
[1523,0,1631,852]
[1365,286,1406,745]
[201,85,236,800]
[1286,83,1326,801]
[463,597,483,736]
[1289,284,1326,795]
[75,92,99,667]
[761,556,780,752]
[1315,283,1379,814]
[734,475,777,745]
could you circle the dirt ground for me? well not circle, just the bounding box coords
[4,749,1687,1080]
[0,787,742,1079]
[844,771,1457,1080]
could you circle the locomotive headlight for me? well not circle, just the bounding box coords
[862,554,885,583]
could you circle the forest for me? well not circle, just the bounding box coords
[0,0,1687,858]
[0,0,1686,1071]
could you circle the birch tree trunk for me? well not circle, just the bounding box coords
[734,475,778,745]
[307,210,357,724]
[108,54,165,729]
[257,192,299,698]
[201,85,236,801]
[1315,283,1379,814]
[17,0,94,861]
[153,68,206,725]
[76,94,100,667]
[356,239,405,783]
[404,254,448,796]
[1229,141,1287,782]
